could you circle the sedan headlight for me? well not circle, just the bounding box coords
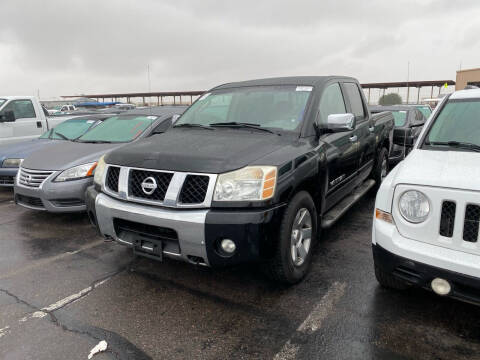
[94,155,106,186]
[399,190,430,223]
[214,166,277,201]
[2,158,23,168]
[54,162,97,182]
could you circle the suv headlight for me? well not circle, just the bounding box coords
[399,190,430,223]
[2,158,23,168]
[94,155,106,186]
[54,162,97,182]
[214,166,277,201]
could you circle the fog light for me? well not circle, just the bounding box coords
[431,278,451,296]
[220,239,236,254]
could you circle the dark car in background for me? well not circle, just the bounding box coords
[14,106,186,212]
[0,115,113,187]
[369,105,427,167]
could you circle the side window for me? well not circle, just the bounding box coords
[0,100,36,120]
[318,83,346,124]
[343,83,365,120]
[415,110,425,121]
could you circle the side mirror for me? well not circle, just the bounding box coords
[0,110,15,123]
[325,113,355,132]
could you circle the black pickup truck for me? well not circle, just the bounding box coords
[369,105,427,167]
[86,76,394,284]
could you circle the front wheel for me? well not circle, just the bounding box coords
[372,147,389,191]
[264,191,318,284]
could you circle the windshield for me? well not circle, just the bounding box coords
[0,99,6,108]
[77,115,156,143]
[175,85,312,131]
[391,110,408,127]
[417,106,432,118]
[39,118,98,140]
[424,99,480,148]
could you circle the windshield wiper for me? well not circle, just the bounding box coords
[77,140,113,144]
[426,141,480,152]
[209,122,276,134]
[173,123,214,130]
[53,132,69,141]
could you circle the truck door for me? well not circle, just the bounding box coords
[0,99,43,145]
[342,82,375,181]
[318,83,358,196]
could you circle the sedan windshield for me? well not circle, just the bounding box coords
[39,117,99,140]
[77,115,156,143]
[175,85,312,131]
[424,99,480,149]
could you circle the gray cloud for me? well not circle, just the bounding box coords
[0,0,478,97]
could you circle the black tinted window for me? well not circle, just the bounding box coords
[318,83,346,124]
[343,83,365,119]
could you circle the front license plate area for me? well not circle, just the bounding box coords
[132,236,163,261]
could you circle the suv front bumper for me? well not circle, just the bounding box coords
[373,218,480,304]
[86,187,285,267]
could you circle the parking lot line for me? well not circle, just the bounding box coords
[273,281,347,360]
[0,239,105,280]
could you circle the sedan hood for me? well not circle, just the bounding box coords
[0,139,56,163]
[22,141,124,171]
[106,128,294,173]
[393,149,480,191]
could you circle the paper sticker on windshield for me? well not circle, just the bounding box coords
[399,111,406,113]
[296,86,313,92]
[86,120,95,124]
[199,93,210,101]
[147,116,158,120]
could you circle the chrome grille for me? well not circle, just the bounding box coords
[18,168,54,188]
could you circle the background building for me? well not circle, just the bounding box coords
[456,68,480,90]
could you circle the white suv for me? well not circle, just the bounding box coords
[373,88,480,304]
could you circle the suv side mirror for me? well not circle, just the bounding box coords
[325,113,355,132]
[0,110,15,123]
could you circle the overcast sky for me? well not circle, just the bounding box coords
[0,0,479,98]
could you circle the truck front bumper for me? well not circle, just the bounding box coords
[86,187,285,267]
[373,218,480,304]
[0,168,18,187]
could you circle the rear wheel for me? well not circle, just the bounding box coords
[372,147,389,190]
[374,265,409,290]
[265,191,318,284]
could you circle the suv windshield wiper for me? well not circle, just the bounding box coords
[209,122,276,134]
[173,123,214,130]
[426,141,480,152]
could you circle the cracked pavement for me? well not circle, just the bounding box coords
[1,187,480,360]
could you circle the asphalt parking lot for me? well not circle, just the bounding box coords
[1,187,479,360]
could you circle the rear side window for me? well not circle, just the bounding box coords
[0,100,36,119]
[391,111,407,127]
[343,83,365,120]
[415,110,425,121]
[318,83,346,124]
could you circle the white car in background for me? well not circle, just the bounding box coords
[373,88,480,305]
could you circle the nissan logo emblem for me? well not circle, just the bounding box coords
[141,177,158,195]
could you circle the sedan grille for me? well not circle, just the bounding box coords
[0,175,15,186]
[128,169,173,201]
[18,168,54,188]
[179,175,210,204]
[16,194,44,208]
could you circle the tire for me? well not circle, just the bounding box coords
[374,265,409,290]
[372,147,389,191]
[264,191,318,284]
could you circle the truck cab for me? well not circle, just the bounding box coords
[87,76,393,284]
[373,88,480,304]
[0,96,66,145]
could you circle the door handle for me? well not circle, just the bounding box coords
[36,121,42,128]
[369,126,375,132]
[349,135,358,143]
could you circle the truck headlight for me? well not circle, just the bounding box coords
[2,158,24,168]
[94,155,106,186]
[54,162,97,182]
[398,190,430,223]
[214,166,277,201]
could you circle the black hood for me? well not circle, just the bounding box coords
[105,128,294,173]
